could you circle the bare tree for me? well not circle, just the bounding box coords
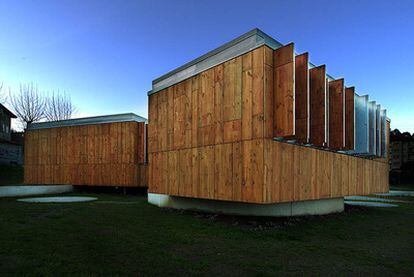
[44,92,77,121]
[0,83,6,104]
[9,83,46,129]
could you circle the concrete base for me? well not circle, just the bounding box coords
[148,193,344,217]
[0,185,73,198]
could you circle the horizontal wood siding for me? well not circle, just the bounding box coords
[24,121,147,187]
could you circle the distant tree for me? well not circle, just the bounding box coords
[44,92,77,121]
[390,129,401,142]
[9,83,46,129]
[401,132,413,142]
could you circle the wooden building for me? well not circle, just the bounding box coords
[147,29,390,215]
[24,113,148,187]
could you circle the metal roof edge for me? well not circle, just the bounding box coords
[147,29,349,96]
[149,28,284,96]
[27,113,147,130]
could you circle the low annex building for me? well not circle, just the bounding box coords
[147,28,390,216]
[24,113,148,187]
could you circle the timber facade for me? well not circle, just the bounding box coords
[24,113,148,187]
[148,29,390,204]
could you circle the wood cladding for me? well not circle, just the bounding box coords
[149,139,388,204]
[345,87,355,150]
[294,53,309,143]
[148,45,389,204]
[24,121,147,187]
[309,65,327,147]
[148,46,271,154]
[328,78,345,149]
[273,43,295,138]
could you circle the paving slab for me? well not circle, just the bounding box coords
[375,190,414,197]
[345,201,398,208]
[345,196,410,203]
[18,196,97,203]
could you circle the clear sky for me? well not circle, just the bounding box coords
[1,0,413,132]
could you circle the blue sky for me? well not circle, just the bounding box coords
[1,0,413,132]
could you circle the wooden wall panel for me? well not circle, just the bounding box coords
[328,78,345,150]
[24,121,147,187]
[273,43,295,138]
[309,65,327,147]
[148,46,389,205]
[345,87,355,150]
[262,140,388,204]
[294,53,309,143]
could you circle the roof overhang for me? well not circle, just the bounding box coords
[27,113,147,130]
[149,28,336,95]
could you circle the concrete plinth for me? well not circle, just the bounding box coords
[148,193,344,217]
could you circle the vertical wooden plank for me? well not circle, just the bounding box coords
[348,157,357,196]
[191,75,200,148]
[345,87,355,150]
[328,78,345,150]
[199,69,215,146]
[309,65,327,147]
[168,150,178,195]
[215,143,233,200]
[167,86,175,151]
[232,142,243,202]
[295,53,309,143]
[214,65,224,144]
[242,139,263,203]
[273,43,295,138]
[263,140,273,203]
[264,46,274,139]
[252,47,264,138]
[242,51,253,140]
[223,56,242,143]
[178,148,192,196]
[173,84,185,150]
[279,142,294,202]
[183,79,192,148]
[199,145,215,199]
[148,93,158,153]
[191,147,200,197]
[158,91,168,151]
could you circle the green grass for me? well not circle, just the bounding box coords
[0,193,413,276]
[0,165,23,186]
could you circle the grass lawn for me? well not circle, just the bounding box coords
[0,165,24,186]
[0,192,413,276]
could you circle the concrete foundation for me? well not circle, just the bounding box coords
[0,185,73,198]
[148,193,344,217]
